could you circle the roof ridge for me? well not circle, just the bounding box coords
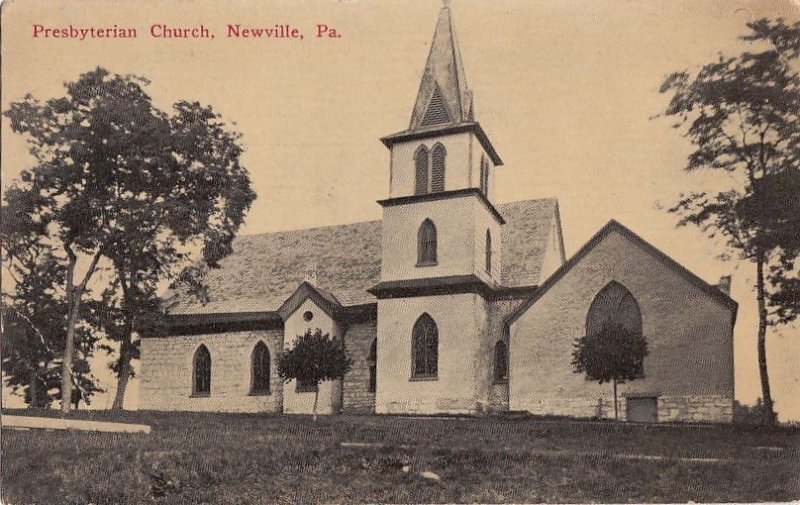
[235,218,382,239]
[498,196,559,206]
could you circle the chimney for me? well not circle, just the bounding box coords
[717,275,732,296]
[304,265,318,286]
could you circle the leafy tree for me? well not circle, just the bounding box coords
[3,67,256,412]
[659,18,800,425]
[572,321,649,420]
[277,329,352,421]
[1,195,103,407]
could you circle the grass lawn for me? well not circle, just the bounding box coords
[2,409,798,504]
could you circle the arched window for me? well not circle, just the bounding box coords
[412,314,438,377]
[417,219,438,266]
[479,156,489,195]
[415,145,430,195]
[493,340,508,383]
[586,282,644,375]
[431,143,446,193]
[193,344,211,396]
[485,229,492,273]
[251,341,271,394]
[368,339,377,393]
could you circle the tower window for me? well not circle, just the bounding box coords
[251,341,271,394]
[431,143,446,193]
[415,145,429,195]
[192,344,211,396]
[368,339,377,393]
[485,229,492,273]
[494,340,508,383]
[479,156,490,195]
[412,314,438,378]
[417,219,438,266]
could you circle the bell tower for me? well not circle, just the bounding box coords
[376,0,504,288]
[372,2,505,414]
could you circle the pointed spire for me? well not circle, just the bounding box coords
[409,2,474,130]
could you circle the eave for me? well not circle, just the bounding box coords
[377,187,506,225]
[380,122,503,166]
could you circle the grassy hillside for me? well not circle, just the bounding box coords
[2,410,798,504]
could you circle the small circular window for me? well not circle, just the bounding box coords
[303,311,314,322]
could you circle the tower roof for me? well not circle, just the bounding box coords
[409,3,474,130]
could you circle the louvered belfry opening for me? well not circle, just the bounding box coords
[431,143,446,192]
[421,85,452,127]
[415,145,430,195]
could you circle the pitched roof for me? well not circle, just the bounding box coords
[166,198,560,316]
[505,219,738,326]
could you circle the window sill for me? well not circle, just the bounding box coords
[190,392,210,398]
[410,375,438,382]
[248,390,272,396]
[416,261,438,268]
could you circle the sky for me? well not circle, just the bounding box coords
[1,0,798,420]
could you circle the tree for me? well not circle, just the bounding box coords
[1,189,103,408]
[659,18,800,425]
[277,329,352,421]
[572,321,649,420]
[3,67,256,412]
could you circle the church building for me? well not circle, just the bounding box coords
[140,4,737,423]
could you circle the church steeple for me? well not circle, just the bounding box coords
[381,2,501,167]
[409,2,474,130]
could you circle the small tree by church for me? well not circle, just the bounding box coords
[572,321,649,420]
[277,329,352,421]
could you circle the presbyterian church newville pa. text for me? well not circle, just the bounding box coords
[140,4,737,423]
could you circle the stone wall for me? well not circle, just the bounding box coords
[342,319,378,414]
[509,228,735,423]
[658,395,733,423]
[139,329,283,413]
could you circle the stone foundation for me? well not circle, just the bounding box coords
[658,395,733,423]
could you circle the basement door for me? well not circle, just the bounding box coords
[626,396,658,423]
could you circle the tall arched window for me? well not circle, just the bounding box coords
[415,145,429,195]
[493,340,508,383]
[431,143,446,193]
[485,229,492,273]
[586,282,644,374]
[479,156,489,195]
[412,314,438,378]
[417,219,438,265]
[251,341,271,394]
[368,339,377,393]
[193,344,211,396]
